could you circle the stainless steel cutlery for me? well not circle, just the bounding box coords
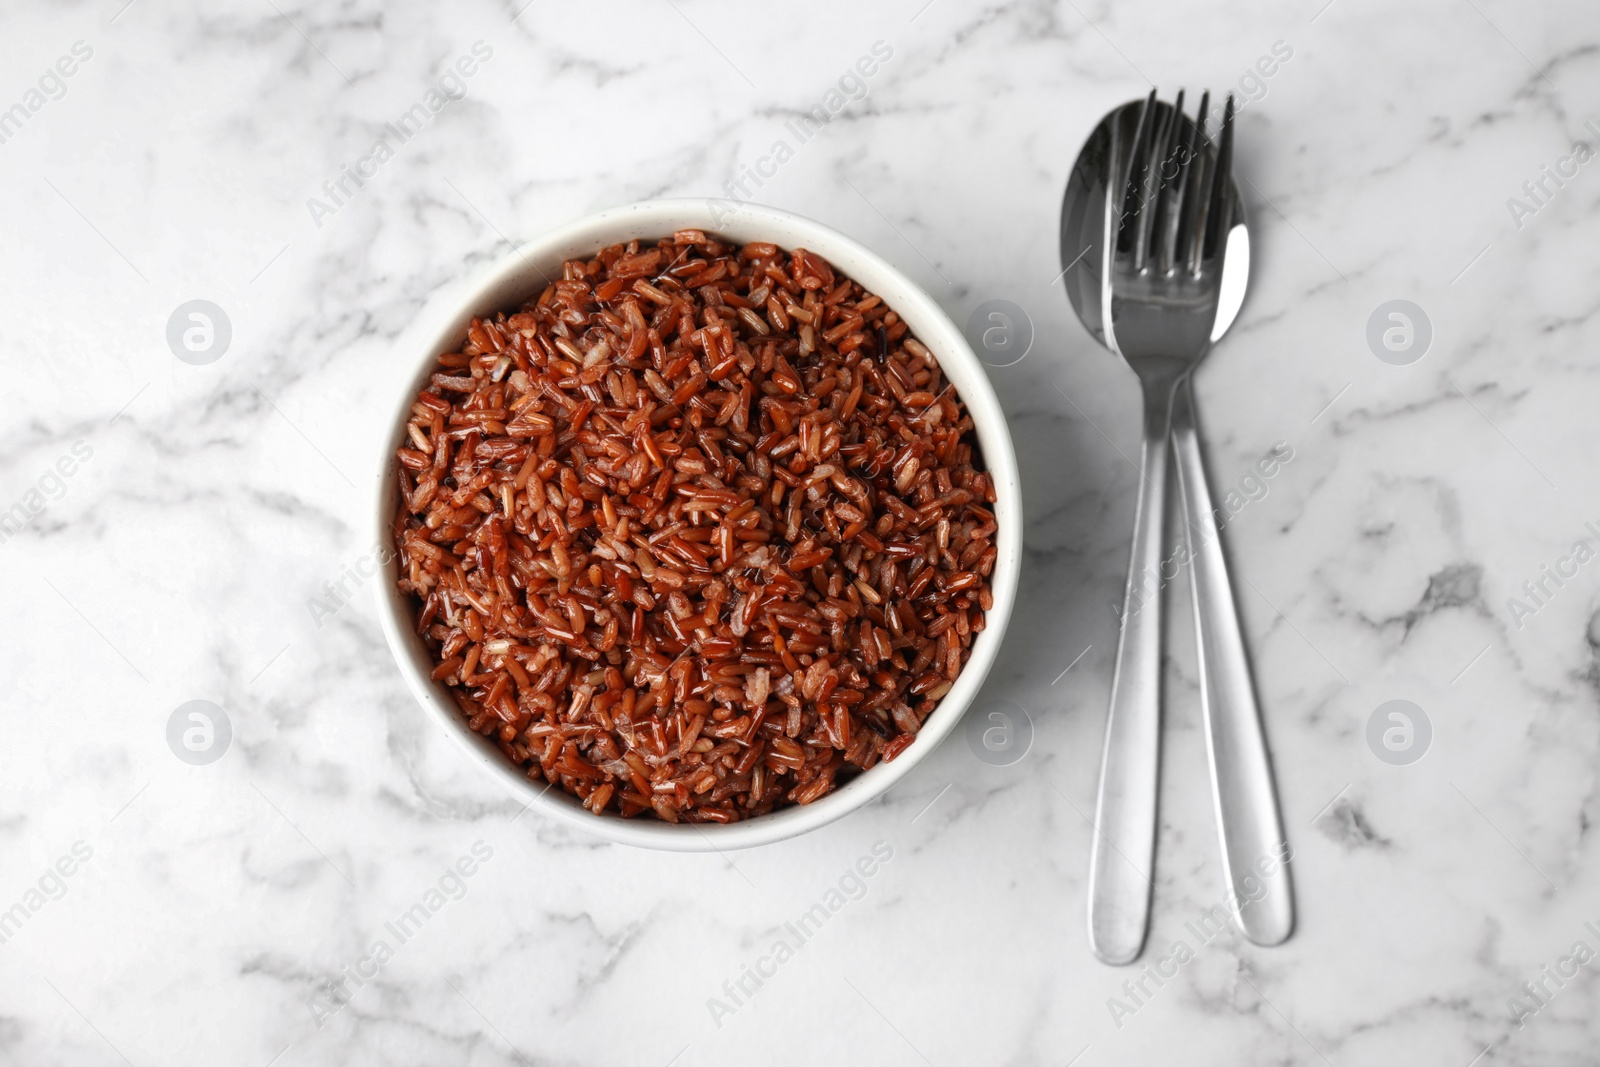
[1060,90,1292,963]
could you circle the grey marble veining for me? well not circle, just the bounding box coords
[3,0,1600,1064]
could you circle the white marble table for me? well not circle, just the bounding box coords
[4,1,1599,1063]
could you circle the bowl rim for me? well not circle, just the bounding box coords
[372,197,1022,851]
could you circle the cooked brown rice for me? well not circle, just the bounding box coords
[392,231,996,822]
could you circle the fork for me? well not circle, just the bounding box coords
[1088,90,1290,963]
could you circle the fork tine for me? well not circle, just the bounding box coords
[1133,94,1176,271]
[1203,94,1235,261]
[1147,89,1184,270]
[1179,91,1210,275]
[1151,89,1192,272]
[1117,89,1158,257]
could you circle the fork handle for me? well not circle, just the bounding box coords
[1087,385,1171,965]
[1170,378,1294,946]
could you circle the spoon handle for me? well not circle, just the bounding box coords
[1087,386,1170,965]
[1169,379,1294,946]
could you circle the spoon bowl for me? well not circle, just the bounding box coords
[1060,99,1250,354]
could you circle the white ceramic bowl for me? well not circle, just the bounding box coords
[373,198,1021,851]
